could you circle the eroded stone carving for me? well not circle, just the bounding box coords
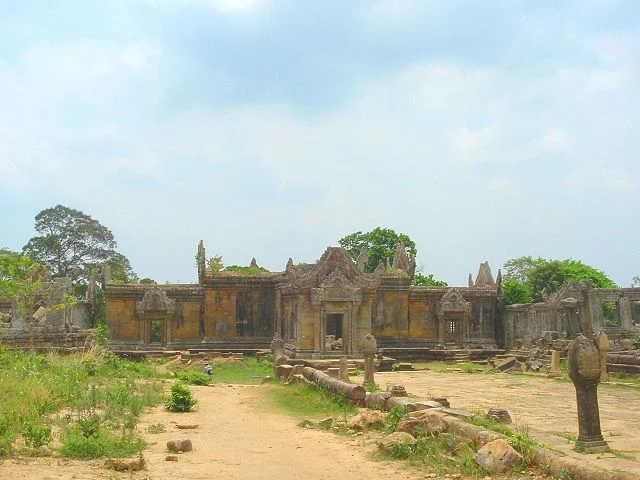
[568,334,609,454]
[475,261,495,287]
[136,287,176,315]
[356,248,368,272]
[437,288,472,316]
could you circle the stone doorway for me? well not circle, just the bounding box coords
[326,313,343,339]
[149,318,164,344]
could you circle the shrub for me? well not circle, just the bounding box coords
[165,383,198,412]
[176,371,211,385]
[21,422,52,448]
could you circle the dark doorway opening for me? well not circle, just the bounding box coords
[326,313,343,338]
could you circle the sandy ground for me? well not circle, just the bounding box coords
[1,383,427,480]
[2,369,639,479]
[359,369,640,476]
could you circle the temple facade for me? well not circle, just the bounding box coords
[104,242,504,356]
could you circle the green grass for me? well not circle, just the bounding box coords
[261,382,358,420]
[0,346,165,458]
[168,356,271,385]
[379,431,486,476]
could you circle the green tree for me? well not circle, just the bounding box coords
[338,227,416,273]
[632,276,640,287]
[0,249,49,321]
[412,273,448,287]
[22,205,135,288]
[502,256,616,304]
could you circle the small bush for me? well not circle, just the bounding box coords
[0,414,15,457]
[21,422,52,448]
[384,406,408,433]
[145,423,166,434]
[165,383,198,412]
[176,371,211,385]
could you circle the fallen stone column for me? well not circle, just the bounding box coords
[302,366,366,403]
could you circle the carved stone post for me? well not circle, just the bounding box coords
[362,334,377,388]
[271,333,289,379]
[568,335,609,454]
[339,355,349,382]
[597,332,609,382]
[548,350,561,378]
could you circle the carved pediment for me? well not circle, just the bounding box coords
[136,287,176,315]
[437,288,471,316]
[289,247,379,289]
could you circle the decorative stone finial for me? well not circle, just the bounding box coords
[568,335,609,454]
[468,273,474,287]
[356,248,368,272]
[475,261,495,286]
[286,258,294,271]
[392,243,410,274]
[250,258,258,268]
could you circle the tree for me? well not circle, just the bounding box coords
[338,227,416,273]
[502,256,616,304]
[412,273,448,287]
[0,248,73,342]
[632,276,640,287]
[22,205,134,288]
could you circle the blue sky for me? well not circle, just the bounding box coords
[1,0,638,285]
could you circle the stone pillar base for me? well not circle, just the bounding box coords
[575,436,609,454]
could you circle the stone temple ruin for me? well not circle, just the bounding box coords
[100,241,640,358]
[3,241,638,359]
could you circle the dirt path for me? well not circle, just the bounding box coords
[1,383,424,480]
[3,370,639,479]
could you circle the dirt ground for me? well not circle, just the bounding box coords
[2,369,640,479]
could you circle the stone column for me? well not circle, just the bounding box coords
[568,335,609,454]
[619,297,633,330]
[597,332,609,382]
[339,355,349,382]
[362,333,377,388]
[548,350,561,378]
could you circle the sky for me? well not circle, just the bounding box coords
[0,0,638,286]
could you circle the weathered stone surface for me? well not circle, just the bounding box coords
[548,350,562,378]
[167,439,193,453]
[347,409,386,429]
[390,385,408,397]
[386,396,419,412]
[176,424,199,429]
[432,397,450,408]
[395,362,414,371]
[362,333,378,387]
[414,399,445,410]
[396,410,449,436]
[487,408,512,424]
[496,356,517,372]
[473,438,523,473]
[366,391,391,410]
[377,432,416,453]
[275,364,294,379]
[568,335,609,454]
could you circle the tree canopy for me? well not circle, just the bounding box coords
[502,256,616,304]
[412,273,448,287]
[22,205,135,287]
[338,227,416,273]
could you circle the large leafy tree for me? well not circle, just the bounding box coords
[22,205,135,288]
[502,256,616,304]
[338,227,417,273]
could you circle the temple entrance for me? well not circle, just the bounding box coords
[326,313,343,338]
[148,317,165,345]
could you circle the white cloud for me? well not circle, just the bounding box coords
[542,127,572,151]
